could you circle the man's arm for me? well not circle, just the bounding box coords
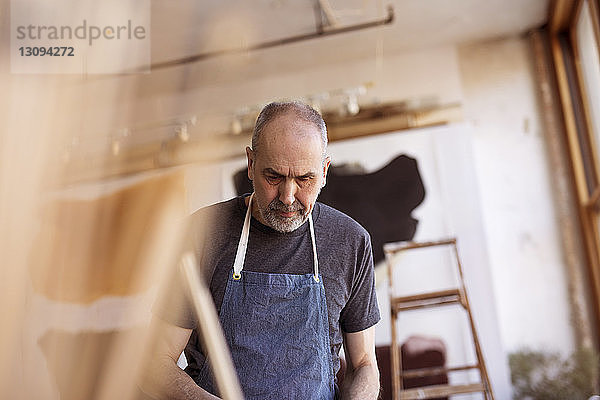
[140,316,220,400]
[340,325,380,400]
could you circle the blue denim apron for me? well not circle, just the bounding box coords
[197,194,335,399]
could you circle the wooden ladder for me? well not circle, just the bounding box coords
[384,238,495,400]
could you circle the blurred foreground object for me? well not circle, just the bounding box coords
[180,252,244,400]
[31,173,187,303]
[21,172,189,400]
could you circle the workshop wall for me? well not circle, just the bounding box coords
[20,34,573,400]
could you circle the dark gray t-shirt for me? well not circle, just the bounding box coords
[157,195,380,383]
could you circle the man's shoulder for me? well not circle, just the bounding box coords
[190,196,245,232]
[192,195,240,213]
[315,202,370,240]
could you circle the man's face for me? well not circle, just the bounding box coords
[246,113,330,232]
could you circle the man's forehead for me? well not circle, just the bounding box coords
[254,139,324,175]
[257,153,322,170]
[260,113,322,143]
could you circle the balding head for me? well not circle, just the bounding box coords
[252,101,328,159]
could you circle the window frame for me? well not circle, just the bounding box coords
[550,0,600,345]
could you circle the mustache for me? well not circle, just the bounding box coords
[268,199,304,213]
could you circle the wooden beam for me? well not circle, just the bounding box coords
[550,0,577,33]
[327,103,462,142]
[550,32,590,203]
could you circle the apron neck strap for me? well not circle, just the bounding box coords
[233,193,319,281]
[308,211,319,281]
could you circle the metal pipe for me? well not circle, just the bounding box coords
[149,5,394,71]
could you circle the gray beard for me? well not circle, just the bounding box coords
[260,198,308,233]
[252,184,321,233]
[264,210,306,232]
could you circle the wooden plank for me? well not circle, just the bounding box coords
[384,238,456,253]
[391,289,460,305]
[392,299,462,313]
[402,364,480,379]
[550,33,591,203]
[588,185,600,210]
[549,0,577,33]
[386,249,403,397]
[396,289,459,302]
[588,0,600,64]
[327,104,462,142]
[400,383,485,400]
[451,242,495,400]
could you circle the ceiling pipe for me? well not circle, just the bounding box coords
[148,5,394,71]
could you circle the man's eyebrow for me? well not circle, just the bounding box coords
[263,168,284,176]
[262,168,316,178]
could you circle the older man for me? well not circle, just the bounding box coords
[148,101,380,399]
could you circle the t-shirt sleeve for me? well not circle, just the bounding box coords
[339,232,380,333]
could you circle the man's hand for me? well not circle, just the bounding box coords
[340,326,380,399]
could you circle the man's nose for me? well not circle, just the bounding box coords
[279,179,296,206]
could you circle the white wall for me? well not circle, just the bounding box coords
[458,37,575,355]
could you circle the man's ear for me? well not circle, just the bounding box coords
[322,156,331,187]
[246,147,255,180]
